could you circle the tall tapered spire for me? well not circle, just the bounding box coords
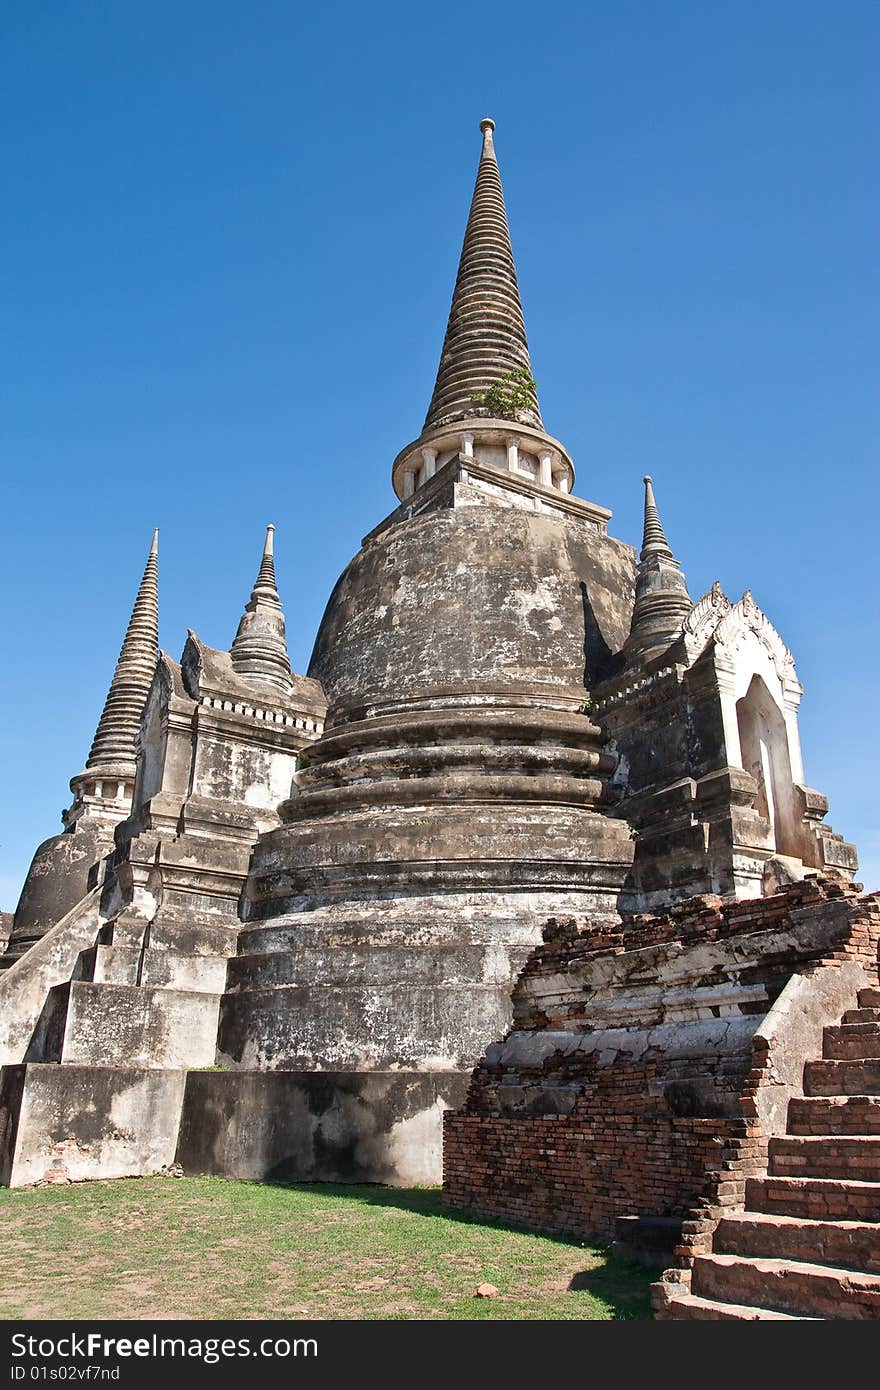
[424,119,542,431]
[230,525,291,695]
[640,475,674,557]
[626,477,692,662]
[83,529,160,776]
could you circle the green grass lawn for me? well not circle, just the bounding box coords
[0,1177,654,1321]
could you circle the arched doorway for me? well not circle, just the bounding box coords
[736,673,799,856]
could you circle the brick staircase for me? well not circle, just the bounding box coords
[654,986,880,1320]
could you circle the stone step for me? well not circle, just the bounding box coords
[139,953,229,994]
[103,919,239,958]
[768,1135,880,1182]
[714,1211,880,1271]
[39,981,220,1069]
[690,1252,880,1319]
[788,1096,880,1136]
[823,1024,880,1061]
[611,1215,683,1267]
[746,1176,880,1223]
[76,945,141,986]
[842,1008,880,1025]
[654,1290,812,1321]
[804,1059,880,1096]
[76,946,228,995]
[858,988,880,1009]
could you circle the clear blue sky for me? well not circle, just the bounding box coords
[1,2,877,908]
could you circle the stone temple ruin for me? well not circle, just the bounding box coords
[2,120,876,1320]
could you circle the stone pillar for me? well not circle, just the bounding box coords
[781,677,806,786]
[539,451,553,488]
[403,470,415,499]
[460,432,474,458]
[714,662,743,768]
[422,447,437,482]
[558,473,570,494]
[506,439,519,473]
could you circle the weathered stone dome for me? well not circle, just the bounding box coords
[237,479,639,929]
[308,504,635,711]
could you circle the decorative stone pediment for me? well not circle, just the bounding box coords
[680,584,798,687]
[681,581,733,663]
[713,591,798,685]
[180,630,207,701]
[155,650,188,702]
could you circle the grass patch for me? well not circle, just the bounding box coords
[0,1178,653,1321]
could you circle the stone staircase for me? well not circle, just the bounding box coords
[1,911,236,1186]
[30,914,234,1069]
[654,986,880,1320]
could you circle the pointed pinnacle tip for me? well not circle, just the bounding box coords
[643,475,652,485]
[480,117,495,133]
[150,528,159,556]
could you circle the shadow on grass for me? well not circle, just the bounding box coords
[262,1180,580,1244]
[261,1179,654,1319]
[566,1266,654,1319]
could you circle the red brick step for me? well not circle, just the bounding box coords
[690,1252,880,1319]
[823,1025,880,1061]
[713,1211,880,1271]
[804,1059,880,1096]
[788,1095,880,1136]
[656,1289,810,1320]
[768,1135,880,1181]
[858,988,880,1009]
[745,1176,880,1223]
[842,1008,880,1025]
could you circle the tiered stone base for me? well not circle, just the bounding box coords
[1,888,566,1188]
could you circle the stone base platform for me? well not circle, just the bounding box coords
[0,1062,469,1189]
[175,1069,470,1186]
[0,1064,187,1187]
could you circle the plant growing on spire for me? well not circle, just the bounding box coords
[471,369,537,419]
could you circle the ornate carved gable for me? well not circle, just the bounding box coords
[680,583,799,687]
[180,630,207,701]
[156,651,187,702]
[681,581,733,663]
[713,590,799,685]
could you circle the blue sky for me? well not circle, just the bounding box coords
[1,1,877,907]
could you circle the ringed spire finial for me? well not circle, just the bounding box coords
[626,474,693,662]
[251,523,280,601]
[641,475,673,559]
[81,528,160,777]
[230,524,291,693]
[422,118,540,432]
